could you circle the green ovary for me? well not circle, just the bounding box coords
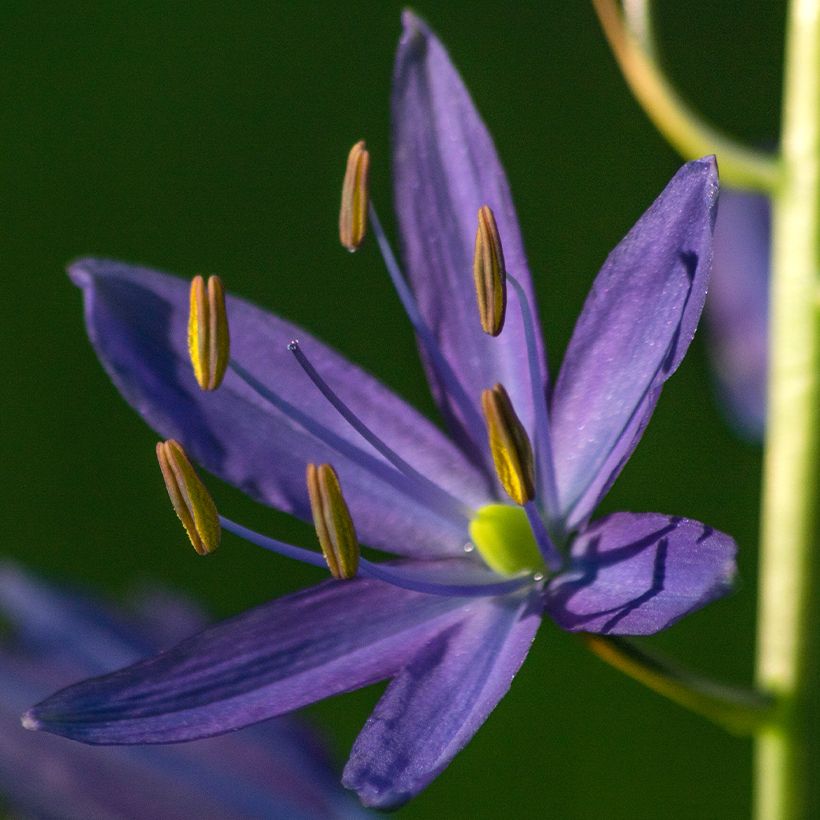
[469,503,546,576]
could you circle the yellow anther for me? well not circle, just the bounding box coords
[339,140,370,252]
[481,384,535,505]
[473,205,507,336]
[306,463,360,579]
[156,440,221,555]
[188,275,230,391]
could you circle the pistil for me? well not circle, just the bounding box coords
[288,339,473,520]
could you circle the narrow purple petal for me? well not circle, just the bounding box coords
[70,259,491,557]
[392,11,546,460]
[26,566,479,744]
[342,589,541,808]
[545,512,736,635]
[550,159,719,529]
[707,189,769,438]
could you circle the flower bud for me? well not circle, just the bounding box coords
[188,275,230,391]
[339,140,370,252]
[306,463,360,579]
[473,205,507,336]
[156,439,221,555]
[481,384,535,505]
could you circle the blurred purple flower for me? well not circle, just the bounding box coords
[0,564,365,819]
[26,12,737,809]
[707,190,769,438]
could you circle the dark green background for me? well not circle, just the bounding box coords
[2,2,783,817]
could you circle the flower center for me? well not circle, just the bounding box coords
[469,503,546,577]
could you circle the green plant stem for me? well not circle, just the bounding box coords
[585,636,773,735]
[755,1,820,817]
[592,0,779,191]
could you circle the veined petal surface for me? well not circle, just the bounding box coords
[70,259,491,557]
[544,512,736,635]
[26,566,483,744]
[343,589,540,808]
[550,159,719,528]
[393,11,546,458]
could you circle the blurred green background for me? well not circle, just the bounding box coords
[1,2,784,817]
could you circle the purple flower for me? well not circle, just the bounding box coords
[0,563,366,819]
[26,12,736,809]
[707,189,769,438]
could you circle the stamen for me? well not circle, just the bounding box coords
[507,274,559,518]
[188,275,230,391]
[473,205,507,336]
[228,359,471,525]
[288,340,473,519]
[306,463,360,580]
[156,440,220,555]
[339,141,370,252]
[367,202,487,452]
[481,383,536,506]
[218,515,533,597]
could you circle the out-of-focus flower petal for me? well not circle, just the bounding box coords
[0,564,366,819]
[70,259,491,558]
[342,589,540,808]
[707,190,769,438]
[392,11,546,457]
[26,566,480,744]
[0,564,165,672]
[550,158,718,529]
[544,512,736,635]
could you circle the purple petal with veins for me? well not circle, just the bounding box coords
[70,258,490,558]
[545,512,736,635]
[343,589,540,808]
[24,565,481,744]
[393,11,546,462]
[0,564,365,819]
[549,159,718,529]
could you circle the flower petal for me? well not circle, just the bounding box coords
[707,189,769,438]
[545,512,736,635]
[0,565,365,819]
[25,567,479,744]
[392,11,546,458]
[550,159,719,528]
[342,589,541,808]
[70,258,491,557]
[0,563,163,673]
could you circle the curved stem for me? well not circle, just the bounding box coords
[585,636,773,735]
[592,0,780,191]
[754,1,820,817]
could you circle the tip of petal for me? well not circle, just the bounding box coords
[67,257,125,290]
[20,710,42,731]
[67,258,96,289]
[400,8,430,45]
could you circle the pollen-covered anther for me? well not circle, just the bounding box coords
[339,140,370,252]
[306,463,360,579]
[188,275,230,391]
[481,383,535,505]
[473,204,507,336]
[156,440,221,555]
